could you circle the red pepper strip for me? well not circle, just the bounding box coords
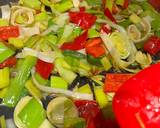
[35,59,54,79]
[104,8,117,23]
[113,63,160,128]
[123,0,129,9]
[85,38,106,58]
[0,56,17,69]
[60,30,88,50]
[69,11,97,29]
[104,73,134,92]
[0,26,19,40]
[144,36,160,55]
[104,8,116,23]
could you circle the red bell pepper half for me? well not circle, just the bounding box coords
[60,30,88,51]
[85,38,106,58]
[104,73,134,92]
[35,59,54,79]
[113,63,160,128]
[0,26,19,40]
[69,11,97,29]
[0,56,17,69]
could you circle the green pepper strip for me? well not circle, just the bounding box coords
[87,54,102,66]
[62,50,86,60]
[3,56,37,107]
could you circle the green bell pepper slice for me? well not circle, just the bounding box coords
[63,50,86,60]
[87,54,103,66]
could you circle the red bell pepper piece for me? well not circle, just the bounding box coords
[74,100,104,128]
[79,7,86,12]
[69,11,97,29]
[85,38,106,58]
[60,30,88,50]
[113,63,160,128]
[100,24,112,34]
[35,59,54,79]
[0,26,19,40]
[74,100,119,128]
[149,0,160,12]
[0,56,17,69]
[104,73,134,92]
[144,36,160,55]
[74,100,100,120]
[104,8,116,23]
[123,0,129,9]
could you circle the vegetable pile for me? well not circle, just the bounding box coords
[0,0,160,128]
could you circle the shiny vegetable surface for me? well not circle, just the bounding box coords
[0,0,160,128]
[69,11,97,29]
[113,63,160,128]
[3,56,37,107]
[35,59,54,79]
[60,30,88,50]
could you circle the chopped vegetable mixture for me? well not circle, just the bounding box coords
[0,0,160,128]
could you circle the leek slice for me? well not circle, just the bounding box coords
[127,17,151,43]
[18,98,46,128]
[47,97,78,127]
[11,6,35,26]
[97,19,140,73]
[110,32,130,59]
[0,5,11,21]
[14,96,46,128]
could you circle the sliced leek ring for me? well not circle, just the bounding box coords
[47,96,78,128]
[135,51,152,69]
[127,17,151,43]
[127,25,141,41]
[110,32,130,59]
[11,6,35,26]
[14,96,53,128]
[14,96,32,128]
